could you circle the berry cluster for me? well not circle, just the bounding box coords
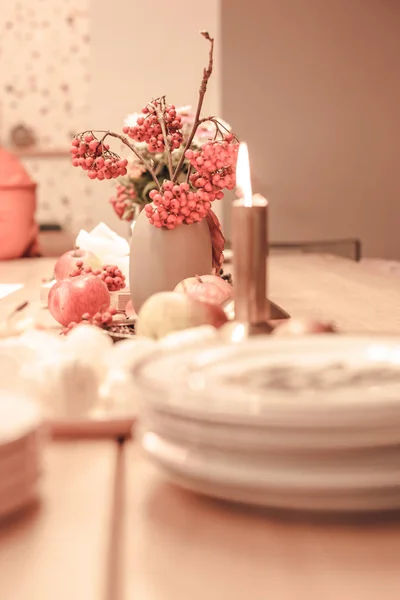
[143,134,238,230]
[69,261,98,278]
[185,135,238,195]
[144,181,211,229]
[62,307,118,335]
[122,101,183,153]
[98,264,126,292]
[110,183,137,220]
[70,133,128,180]
[71,261,126,292]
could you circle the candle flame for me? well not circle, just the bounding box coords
[236,142,253,207]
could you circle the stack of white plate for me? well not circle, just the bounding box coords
[0,392,43,521]
[134,335,400,512]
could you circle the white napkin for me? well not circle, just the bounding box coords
[75,223,130,279]
[0,284,23,300]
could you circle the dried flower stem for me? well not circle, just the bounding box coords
[172,31,214,183]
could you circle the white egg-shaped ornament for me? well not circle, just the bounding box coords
[20,329,66,358]
[64,324,113,374]
[129,208,213,312]
[100,338,158,416]
[107,337,157,371]
[99,368,135,416]
[26,354,101,419]
[0,338,37,392]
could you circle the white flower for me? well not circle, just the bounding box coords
[193,117,232,146]
[124,112,141,127]
[176,105,193,114]
[176,105,195,126]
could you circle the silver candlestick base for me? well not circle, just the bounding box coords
[220,320,274,343]
[222,299,290,322]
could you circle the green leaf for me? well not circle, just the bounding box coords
[122,206,134,220]
[143,180,158,202]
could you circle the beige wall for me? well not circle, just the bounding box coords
[1,1,222,236]
[89,0,221,235]
[0,1,94,233]
[222,0,400,258]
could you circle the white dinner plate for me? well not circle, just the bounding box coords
[141,403,400,451]
[142,430,400,513]
[134,335,400,429]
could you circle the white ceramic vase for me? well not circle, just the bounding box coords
[129,209,213,312]
[127,204,144,240]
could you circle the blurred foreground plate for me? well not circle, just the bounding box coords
[136,334,400,512]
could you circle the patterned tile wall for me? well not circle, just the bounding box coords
[0,0,98,233]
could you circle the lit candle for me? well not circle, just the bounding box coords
[232,142,270,326]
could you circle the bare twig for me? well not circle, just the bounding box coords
[7,301,29,322]
[186,163,193,183]
[78,130,160,189]
[154,159,165,176]
[197,117,239,142]
[172,31,215,182]
[153,97,174,180]
[97,130,161,190]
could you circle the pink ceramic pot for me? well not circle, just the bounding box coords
[0,148,38,259]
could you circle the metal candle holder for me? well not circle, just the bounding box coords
[222,194,274,341]
[221,142,289,342]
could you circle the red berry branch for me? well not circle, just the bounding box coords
[110,183,137,220]
[71,261,126,292]
[70,30,239,242]
[122,98,183,166]
[71,130,161,189]
[62,306,118,335]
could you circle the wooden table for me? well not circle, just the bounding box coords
[0,441,117,600]
[2,254,400,599]
[269,254,400,333]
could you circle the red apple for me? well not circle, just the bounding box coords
[54,249,102,281]
[174,275,233,306]
[48,274,110,327]
[273,319,338,336]
[136,291,228,339]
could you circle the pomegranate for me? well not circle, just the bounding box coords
[174,274,233,305]
[48,274,110,327]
